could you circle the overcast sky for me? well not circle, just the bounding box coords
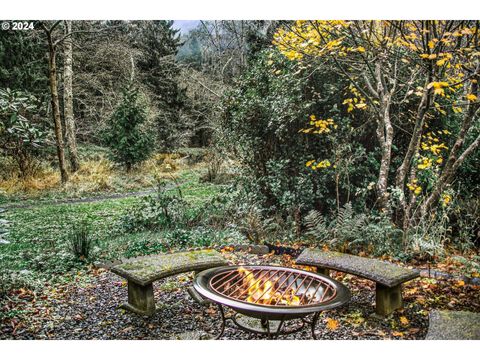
[173,20,200,34]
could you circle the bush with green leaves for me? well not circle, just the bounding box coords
[221,49,377,229]
[120,180,197,232]
[0,88,49,178]
[104,85,154,171]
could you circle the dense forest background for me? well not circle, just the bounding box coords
[1,21,479,292]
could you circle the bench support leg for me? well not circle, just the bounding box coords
[316,268,330,277]
[122,281,155,316]
[375,283,402,316]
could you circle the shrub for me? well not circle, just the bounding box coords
[120,179,197,232]
[201,150,223,183]
[221,49,376,226]
[449,195,480,251]
[405,211,450,260]
[0,88,49,178]
[104,85,154,171]
[67,220,95,261]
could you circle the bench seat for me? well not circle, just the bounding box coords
[111,249,227,315]
[295,248,419,316]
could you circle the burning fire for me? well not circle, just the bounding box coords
[236,267,301,306]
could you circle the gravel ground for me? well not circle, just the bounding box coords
[4,250,477,340]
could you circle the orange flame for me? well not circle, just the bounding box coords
[237,267,301,306]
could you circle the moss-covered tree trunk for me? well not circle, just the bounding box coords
[42,22,69,184]
[63,20,80,173]
[44,25,68,184]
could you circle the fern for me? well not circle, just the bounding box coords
[336,202,353,228]
[304,209,329,242]
[305,203,367,251]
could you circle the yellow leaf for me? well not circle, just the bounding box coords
[436,58,447,66]
[457,280,465,286]
[400,316,409,325]
[466,94,477,102]
[326,318,339,331]
[357,46,365,53]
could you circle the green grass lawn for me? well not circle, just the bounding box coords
[0,168,235,290]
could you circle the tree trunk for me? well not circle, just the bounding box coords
[63,20,80,173]
[420,66,480,216]
[44,25,68,184]
[395,80,432,192]
[374,61,394,211]
[394,81,433,229]
[420,111,479,216]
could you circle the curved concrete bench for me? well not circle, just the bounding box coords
[295,248,419,316]
[426,310,480,340]
[111,249,227,315]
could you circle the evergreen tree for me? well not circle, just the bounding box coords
[0,29,48,102]
[131,21,186,149]
[177,31,202,69]
[104,85,153,171]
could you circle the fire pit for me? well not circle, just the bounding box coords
[193,265,351,339]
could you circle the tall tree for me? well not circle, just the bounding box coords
[71,21,140,143]
[274,20,480,239]
[193,21,279,81]
[131,21,185,149]
[40,21,68,183]
[0,29,48,101]
[63,20,80,172]
[104,84,154,171]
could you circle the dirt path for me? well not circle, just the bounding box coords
[1,182,183,210]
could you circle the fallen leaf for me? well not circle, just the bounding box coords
[326,318,339,331]
[392,331,404,337]
[220,246,234,253]
[205,306,217,315]
[409,328,421,334]
[400,316,409,325]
